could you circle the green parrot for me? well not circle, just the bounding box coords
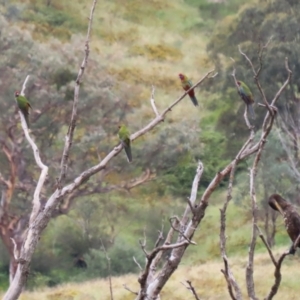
[179,73,198,106]
[236,81,255,119]
[118,124,132,162]
[14,91,32,127]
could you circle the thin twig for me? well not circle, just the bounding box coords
[256,36,273,77]
[243,104,252,129]
[169,216,196,245]
[20,76,30,95]
[181,280,201,300]
[255,224,277,266]
[238,43,273,116]
[154,226,164,248]
[186,197,195,215]
[123,284,138,295]
[10,238,19,261]
[150,85,160,117]
[133,256,143,271]
[139,228,149,257]
[101,240,114,300]
[271,58,292,106]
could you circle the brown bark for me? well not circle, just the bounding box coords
[0,212,25,282]
[0,140,26,282]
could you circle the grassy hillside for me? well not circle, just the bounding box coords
[12,246,300,300]
[3,0,290,297]
[7,0,213,120]
[1,199,295,298]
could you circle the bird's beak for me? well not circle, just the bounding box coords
[273,200,284,216]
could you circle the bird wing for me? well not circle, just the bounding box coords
[187,80,193,88]
[286,210,300,243]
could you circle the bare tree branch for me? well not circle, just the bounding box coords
[101,240,113,300]
[133,256,143,271]
[123,284,138,296]
[181,280,201,300]
[169,216,196,245]
[20,76,30,95]
[246,167,259,300]
[139,229,149,258]
[154,226,164,248]
[181,161,204,228]
[150,85,160,117]
[136,162,203,300]
[58,0,97,185]
[264,235,300,300]
[19,76,49,224]
[55,169,154,216]
[255,224,277,267]
[265,235,300,300]
[10,238,19,262]
[219,119,253,300]
[271,58,292,107]
[239,41,273,116]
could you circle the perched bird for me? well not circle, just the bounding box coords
[14,91,32,127]
[178,73,198,106]
[268,194,300,254]
[118,125,132,163]
[236,81,255,119]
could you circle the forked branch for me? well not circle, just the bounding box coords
[244,54,292,300]
[263,234,300,300]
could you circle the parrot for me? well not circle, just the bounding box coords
[118,125,132,163]
[236,81,256,119]
[14,91,32,127]
[178,73,199,106]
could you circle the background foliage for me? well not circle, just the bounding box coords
[0,0,299,294]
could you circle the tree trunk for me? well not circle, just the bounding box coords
[9,257,18,284]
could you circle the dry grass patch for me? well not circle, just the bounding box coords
[11,248,300,300]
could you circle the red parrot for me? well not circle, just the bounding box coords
[179,73,198,106]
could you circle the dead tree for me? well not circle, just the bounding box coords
[126,43,292,299]
[220,41,292,300]
[0,95,154,283]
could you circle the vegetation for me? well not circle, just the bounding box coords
[0,0,300,298]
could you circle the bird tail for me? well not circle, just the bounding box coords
[22,111,30,128]
[190,95,199,107]
[123,144,132,163]
[247,104,256,119]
